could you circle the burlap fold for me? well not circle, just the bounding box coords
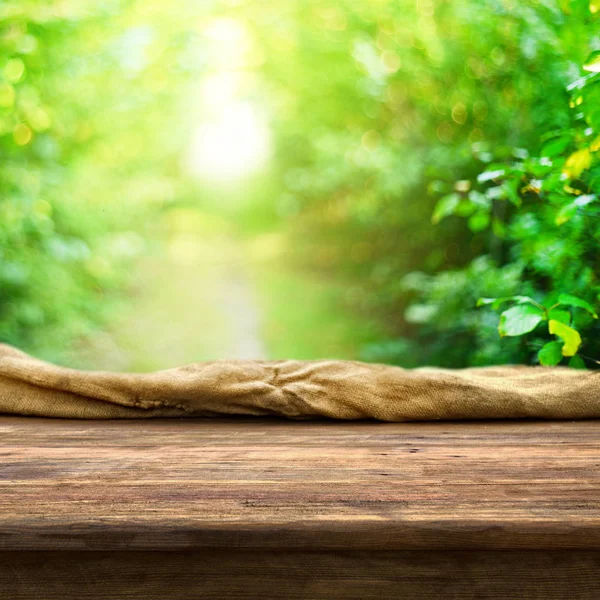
[0,343,598,421]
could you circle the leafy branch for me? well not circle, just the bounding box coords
[426,51,600,368]
[476,294,597,367]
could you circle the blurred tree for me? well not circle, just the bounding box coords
[231,0,600,367]
[2,0,599,369]
[405,46,600,368]
[0,0,208,362]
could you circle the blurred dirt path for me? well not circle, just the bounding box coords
[75,224,267,372]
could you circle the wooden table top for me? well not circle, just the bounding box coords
[0,416,599,552]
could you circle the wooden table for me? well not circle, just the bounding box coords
[0,416,599,599]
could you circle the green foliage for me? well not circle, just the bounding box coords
[479,293,597,365]
[411,49,600,368]
[0,1,206,362]
[251,0,599,368]
[497,304,545,338]
[538,341,563,366]
[3,0,600,370]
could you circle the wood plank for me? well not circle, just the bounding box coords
[3,549,600,599]
[0,416,599,551]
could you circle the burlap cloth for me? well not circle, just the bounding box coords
[0,343,598,421]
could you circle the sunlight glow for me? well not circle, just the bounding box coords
[184,18,270,183]
[186,101,270,182]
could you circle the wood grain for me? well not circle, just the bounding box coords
[2,549,600,599]
[1,416,599,552]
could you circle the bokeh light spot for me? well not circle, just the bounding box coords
[186,102,270,182]
[4,58,25,82]
[13,123,32,145]
[362,129,381,151]
[0,82,15,107]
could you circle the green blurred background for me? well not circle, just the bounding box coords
[1,0,599,371]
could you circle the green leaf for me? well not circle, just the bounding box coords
[498,305,544,337]
[557,293,598,318]
[504,179,522,207]
[467,190,490,208]
[477,169,505,183]
[555,201,578,225]
[568,355,587,370]
[454,199,477,217]
[431,193,460,224]
[583,51,600,73]
[548,308,570,325]
[477,297,505,308]
[468,211,490,232]
[477,295,539,310]
[555,195,597,225]
[548,320,581,356]
[541,135,571,158]
[538,341,563,366]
